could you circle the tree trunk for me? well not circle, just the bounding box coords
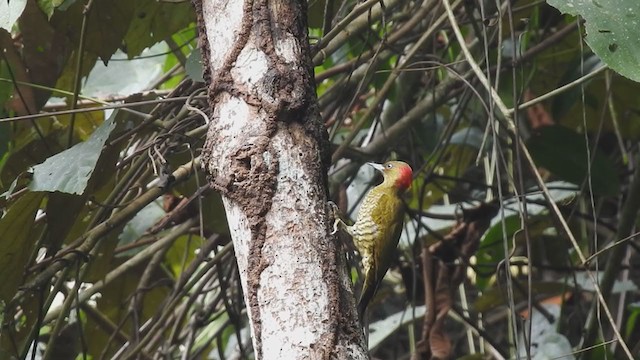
[193,0,368,358]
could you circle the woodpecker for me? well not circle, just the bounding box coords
[332,161,412,319]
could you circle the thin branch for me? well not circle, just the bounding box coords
[509,65,606,115]
[67,0,95,148]
[0,95,207,123]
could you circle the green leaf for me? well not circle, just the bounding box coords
[117,201,165,256]
[474,214,520,289]
[36,0,66,18]
[191,311,230,355]
[185,48,204,82]
[0,192,44,304]
[625,302,640,339]
[123,0,195,57]
[547,0,640,82]
[28,114,116,194]
[527,125,620,196]
[165,234,203,276]
[161,52,182,89]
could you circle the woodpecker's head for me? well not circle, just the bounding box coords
[368,161,413,191]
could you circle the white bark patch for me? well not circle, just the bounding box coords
[212,94,270,162]
[215,95,251,148]
[258,127,331,358]
[222,197,251,296]
[232,44,269,86]
[202,0,244,71]
[274,34,299,63]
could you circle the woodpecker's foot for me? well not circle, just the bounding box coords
[328,201,341,235]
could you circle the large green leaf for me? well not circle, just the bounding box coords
[28,113,116,194]
[527,125,620,196]
[547,0,640,82]
[0,192,44,304]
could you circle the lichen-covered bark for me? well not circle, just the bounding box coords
[193,0,368,358]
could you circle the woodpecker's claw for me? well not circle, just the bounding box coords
[328,201,341,235]
[331,220,339,235]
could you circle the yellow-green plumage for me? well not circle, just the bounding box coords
[334,161,412,319]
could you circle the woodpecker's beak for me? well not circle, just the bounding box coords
[367,162,385,172]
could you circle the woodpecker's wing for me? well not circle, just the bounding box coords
[370,191,405,279]
[358,191,405,317]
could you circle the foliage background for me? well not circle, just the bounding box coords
[1,0,640,358]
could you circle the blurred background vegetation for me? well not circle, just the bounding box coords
[1,0,639,358]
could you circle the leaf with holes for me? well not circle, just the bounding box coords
[547,0,640,82]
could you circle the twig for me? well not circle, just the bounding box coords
[67,0,96,148]
[0,95,208,123]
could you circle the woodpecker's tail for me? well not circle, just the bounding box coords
[357,296,370,322]
[357,275,379,321]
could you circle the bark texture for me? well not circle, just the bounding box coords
[194,0,368,358]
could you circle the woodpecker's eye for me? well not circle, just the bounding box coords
[386,163,393,168]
